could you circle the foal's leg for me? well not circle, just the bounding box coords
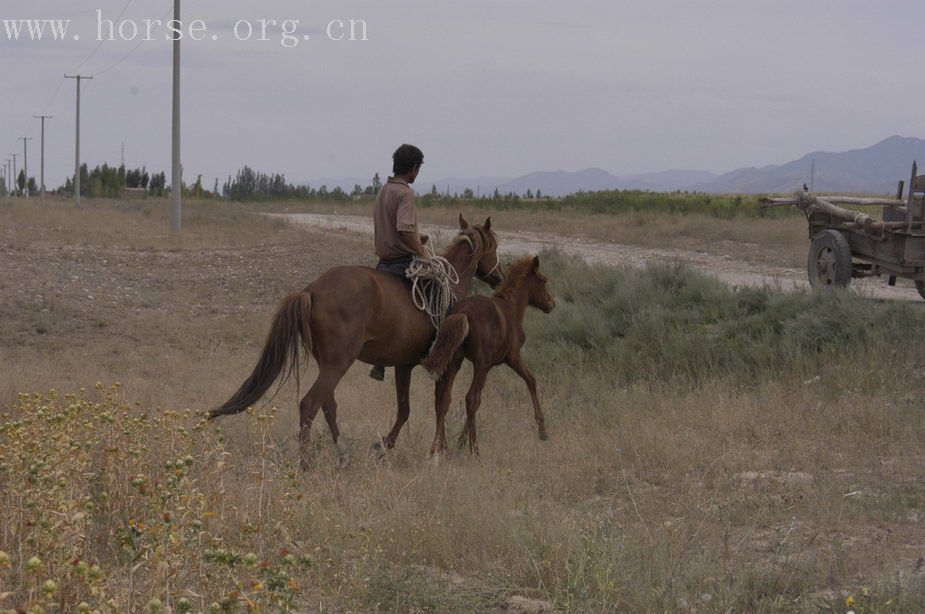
[299,362,350,470]
[505,354,548,440]
[379,364,414,451]
[431,354,463,456]
[463,366,490,454]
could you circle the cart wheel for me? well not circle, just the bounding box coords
[808,229,852,289]
[915,281,925,301]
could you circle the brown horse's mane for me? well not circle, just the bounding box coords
[443,225,496,277]
[492,256,535,297]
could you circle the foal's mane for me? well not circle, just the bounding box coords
[492,256,535,297]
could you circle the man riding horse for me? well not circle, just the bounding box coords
[210,145,504,466]
[369,144,429,382]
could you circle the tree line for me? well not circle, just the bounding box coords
[2,162,556,202]
[55,164,169,198]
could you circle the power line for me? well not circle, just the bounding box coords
[10,1,176,199]
[41,76,66,115]
[69,0,137,74]
[93,4,174,78]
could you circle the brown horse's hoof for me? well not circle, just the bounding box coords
[538,430,549,441]
[371,440,391,462]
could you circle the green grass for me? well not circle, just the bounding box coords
[524,251,925,383]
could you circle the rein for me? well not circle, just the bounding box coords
[406,228,498,331]
[458,228,500,282]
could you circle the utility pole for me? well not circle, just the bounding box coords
[10,154,18,196]
[810,158,816,193]
[19,137,32,196]
[170,0,182,232]
[33,115,53,199]
[65,74,92,207]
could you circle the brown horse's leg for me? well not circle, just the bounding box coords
[463,367,489,454]
[298,392,321,471]
[505,354,548,440]
[321,397,339,442]
[380,365,413,450]
[299,363,349,469]
[431,355,463,456]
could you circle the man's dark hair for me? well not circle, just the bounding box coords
[392,144,424,176]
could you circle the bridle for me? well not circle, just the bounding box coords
[458,228,501,282]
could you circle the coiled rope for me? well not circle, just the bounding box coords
[405,240,460,331]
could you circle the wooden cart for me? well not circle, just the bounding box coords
[763,162,925,299]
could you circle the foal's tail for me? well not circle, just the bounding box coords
[422,313,469,380]
[209,291,313,419]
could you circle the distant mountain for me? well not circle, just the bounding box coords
[497,168,618,196]
[300,136,925,197]
[694,135,925,194]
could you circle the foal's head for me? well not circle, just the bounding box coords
[495,256,556,313]
[458,214,504,288]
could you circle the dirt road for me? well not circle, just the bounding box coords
[271,213,920,301]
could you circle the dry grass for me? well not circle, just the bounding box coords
[0,197,289,250]
[2,197,925,612]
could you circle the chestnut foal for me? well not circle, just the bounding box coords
[422,256,555,455]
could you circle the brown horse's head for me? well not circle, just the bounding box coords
[458,214,504,288]
[494,255,556,313]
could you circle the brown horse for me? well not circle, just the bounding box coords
[209,215,503,466]
[422,255,555,455]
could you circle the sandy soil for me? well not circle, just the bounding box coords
[270,213,923,302]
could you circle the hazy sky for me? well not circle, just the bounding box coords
[3,0,925,188]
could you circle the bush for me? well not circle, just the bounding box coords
[524,252,925,382]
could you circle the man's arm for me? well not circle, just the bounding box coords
[400,230,430,261]
[396,190,429,261]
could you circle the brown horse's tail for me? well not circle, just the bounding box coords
[423,313,469,380]
[209,291,313,419]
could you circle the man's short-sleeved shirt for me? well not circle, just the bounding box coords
[374,177,418,260]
